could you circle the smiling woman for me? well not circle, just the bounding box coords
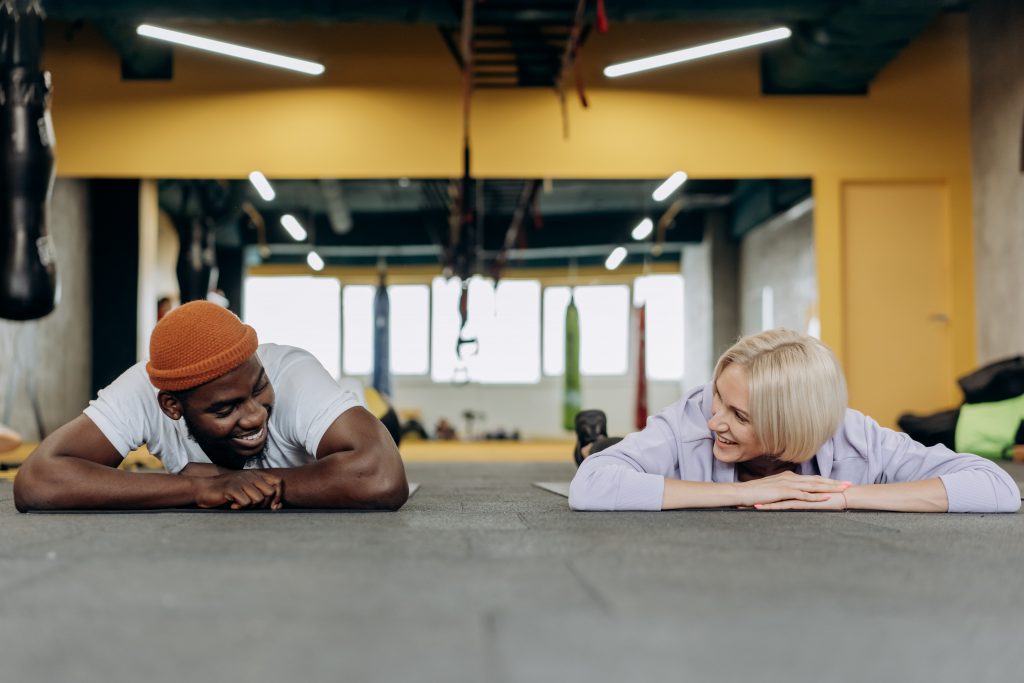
[569,329,1021,514]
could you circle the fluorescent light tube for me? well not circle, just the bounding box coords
[307,251,325,271]
[280,214,308,241]
[137,24,325,76]
[604,27,791,78]
[248,171,275,201]
[652,171,687,202]
[631,218,654,241]
[605,246,628,271]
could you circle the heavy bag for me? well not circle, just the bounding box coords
[0,2,58,320]
[958,355,1024,405]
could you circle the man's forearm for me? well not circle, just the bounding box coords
[15,453,199,511]
[843,479,949,512]
[264,448,408,510]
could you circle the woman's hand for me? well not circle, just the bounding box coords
[733,471,851,508]
[753,491,848,511]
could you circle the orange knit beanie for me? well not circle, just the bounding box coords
[146,301,259,391]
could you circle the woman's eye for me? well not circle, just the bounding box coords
[254,383,269,396]
[736,415,748,424]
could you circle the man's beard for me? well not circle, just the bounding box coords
[182,414,268,470]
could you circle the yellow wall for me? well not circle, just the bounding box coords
[43,17,976,418]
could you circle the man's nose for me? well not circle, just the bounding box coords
[238,397,265,426]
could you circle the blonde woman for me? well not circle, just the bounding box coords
[569,329,1021,513]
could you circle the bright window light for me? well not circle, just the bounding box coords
[280,214,307,241]
[343,284,429,377]
[137,24,325,75]
[631,218,654,241]
[575,285,629,375]
[431,277,462,382]
[388,285,430,375]
[652,171,688,201]
[244,276,340,379]
[543,286,571,375]
[605,246,628,271]
[604,26,791,78]
[306,251,324,271]
[248,171,275,201]
[634,275,685,380]
[544,285,630,376]
[343,285,374,376]
[431,276,540,384]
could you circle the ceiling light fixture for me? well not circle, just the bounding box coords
[248,171,275,201]
[631,218,654,241]
[136,24,326,76]
[652,171,688,202]
[604,26,792,78]
[306,251,325,272]
[280,214,308,241]
[605,246,628,271]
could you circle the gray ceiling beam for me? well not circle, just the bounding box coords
[95,19,172,79]
[761,0,946,94]
[42,0,459,24]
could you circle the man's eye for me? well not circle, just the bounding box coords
[214,408,233,418]
[254,383,269,395]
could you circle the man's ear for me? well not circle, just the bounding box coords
[157,391,184,420]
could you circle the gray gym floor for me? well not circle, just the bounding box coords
[2,461,1022,683]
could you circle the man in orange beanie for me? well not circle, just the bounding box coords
[14,301,408,511]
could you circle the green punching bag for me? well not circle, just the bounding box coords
[563,294,581,431]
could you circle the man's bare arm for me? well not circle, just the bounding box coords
[13,416,281,511]
[262,407,409,510]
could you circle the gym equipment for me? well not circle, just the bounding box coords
[0,0,58,320]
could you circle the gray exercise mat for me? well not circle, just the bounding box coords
[28,483,420,514]
[533,481,570,498]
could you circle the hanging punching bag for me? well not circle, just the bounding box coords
[0,1,58,320]
[372,269,392,398]
[563,294,581,431]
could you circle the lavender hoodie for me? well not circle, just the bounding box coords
[569,383,1022,513]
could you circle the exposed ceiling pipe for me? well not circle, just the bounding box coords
[652,197,686,257]
[446,0,475,281]
[318,179,352,234]
[491,179,540,281]
[554,0,589,140]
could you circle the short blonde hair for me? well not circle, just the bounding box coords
[713,329,847,462]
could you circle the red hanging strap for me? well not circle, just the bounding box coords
[597,0,609,33]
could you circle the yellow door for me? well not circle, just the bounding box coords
[842,182,955,427]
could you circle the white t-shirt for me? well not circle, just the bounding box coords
[83,344,362,474]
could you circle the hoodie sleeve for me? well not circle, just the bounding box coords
[569,408,681,511]
[845,410,1021,513]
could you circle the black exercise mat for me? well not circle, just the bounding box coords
[27,483,419,513]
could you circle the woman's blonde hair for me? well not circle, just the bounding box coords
[713,329,847,462]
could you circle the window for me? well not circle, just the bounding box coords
[544,284,630,376]
[431,276,541,384]
[389,285,429,374]
[343,284,430,376]
[342,285,374,376]
[633,274,684,380]
[244,276,341,379]
[543,286,571,375]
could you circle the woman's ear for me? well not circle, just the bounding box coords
[157,391,184,420]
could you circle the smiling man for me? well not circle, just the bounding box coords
[14,301,409,512]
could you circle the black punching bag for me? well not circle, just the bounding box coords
[0,1,58,320]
